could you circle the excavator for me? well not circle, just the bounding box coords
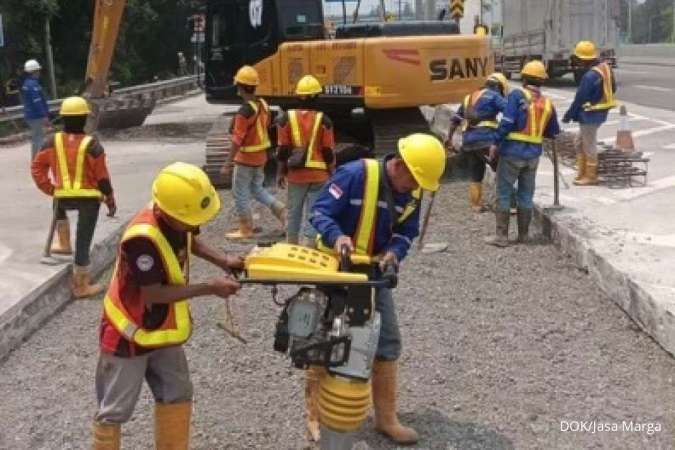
[83,0,492,186]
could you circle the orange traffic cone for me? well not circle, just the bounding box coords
[615,104,635,153]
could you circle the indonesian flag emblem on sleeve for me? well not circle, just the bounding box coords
[328,183,343,199]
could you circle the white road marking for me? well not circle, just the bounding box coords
[615,69,648,75]
[623,232,675,249]
[601,123,675,145]
[634,84,673,92]
[664,143,675,149]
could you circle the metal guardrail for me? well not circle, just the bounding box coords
[0,75,199,123]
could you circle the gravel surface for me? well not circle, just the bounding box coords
[1,181,674,450]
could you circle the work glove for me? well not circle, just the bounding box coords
[104,194,117,217]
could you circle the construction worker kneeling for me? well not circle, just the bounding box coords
[276,74,335,248]
[563,40,618,186]
[309,133,446,445]
[222,65,285,239]
[447,72,508,212]
[30,96,116,298]
[487,61,560,246]
[92,163,243,450]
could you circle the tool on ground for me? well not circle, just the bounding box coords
[235,242,396,449]
[417,190,448,254]
[544,140,565,212]
[40,200,65,265]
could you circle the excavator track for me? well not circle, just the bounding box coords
[203,113,234,189]
[369,107,431,154]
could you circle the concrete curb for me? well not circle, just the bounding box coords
[0,222,127,362]
[535,207,675,357]
[481,168,674,357]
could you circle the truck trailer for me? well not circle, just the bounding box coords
[498,0,619,83]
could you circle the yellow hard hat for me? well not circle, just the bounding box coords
[295,75,322,96]
[152,162,221,227]
[234,65,260,86]
[59,96,91,116]
[397,133,446,192]
[521,60,548,80]
[487,72,509,95]
[574,40,598,60]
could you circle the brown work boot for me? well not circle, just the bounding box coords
[516,208,533,243]
[72,264,104,299]
[155,401,192,450]
[92,421,120,450]
[468,182,485,213]
[271,202,287,228]
[574,153,587,182]
[574,156,598,186]
[225,215,254,240]
[51,219,73,255]
[485,211,510,247]
[372,360,419,445]
[305,366,325,442]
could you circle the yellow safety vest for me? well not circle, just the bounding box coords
[583,62,617,112]
[240,99,271,152]
[506,88,553,145]
[103,217,192,348]
[317,159,421,256]
[53,132,103,199]
[462,89,498,131]
[288,110,327,170]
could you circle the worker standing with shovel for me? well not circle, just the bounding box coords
[31,96,116,298]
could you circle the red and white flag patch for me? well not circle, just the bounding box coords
[328,183,343,199]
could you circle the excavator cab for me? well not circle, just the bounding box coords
[204,0,324,103]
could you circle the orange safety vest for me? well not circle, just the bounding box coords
[461,89,498,131]
[317,159,420,256]
[53,132,102,199]
[288,109,327,170]
[506,88,553,145]
[240,99,271,152]
[583,62,617,111]
[103,207,193,349]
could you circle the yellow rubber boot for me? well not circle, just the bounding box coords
[574,156,598,186]
[468,182,484,212]
[574,153,586,182]
[72,265,104,299]
[155,401,192,450]
[225,216,254,239]
[51,219,73,254]
[92,421,120,450]
[372,360,418,445]
[305,366,325,442]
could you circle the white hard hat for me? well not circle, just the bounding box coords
[24,59,42,72]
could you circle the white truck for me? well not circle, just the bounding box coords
[498,0,619,83]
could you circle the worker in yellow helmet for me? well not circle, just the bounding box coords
[31,96,117,298]
[447,72,508,212]
[92,162,243,450]
[563,40,618,186]
[222,65,286,239]
[487,60,560,246]
[276,74,335,251]
[309,133,446,445]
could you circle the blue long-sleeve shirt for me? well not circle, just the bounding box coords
[21,77,49,120]
[452,85,506,146]
[495,87,560,160]
[310,156,420,262]
[563,65,617,125]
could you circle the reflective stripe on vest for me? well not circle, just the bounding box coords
[288,110,327,170]
[506,89,553,145]
[583,62,617,112]
[316,161,420,255]
[53,132,102,199]
[240,99,271,152]
[462,89,498,132]
[103,219,192,348]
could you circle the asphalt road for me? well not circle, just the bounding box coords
[548,62,675,112]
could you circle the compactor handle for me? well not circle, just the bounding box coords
[339,244,352,272]
[381,262,398,289]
